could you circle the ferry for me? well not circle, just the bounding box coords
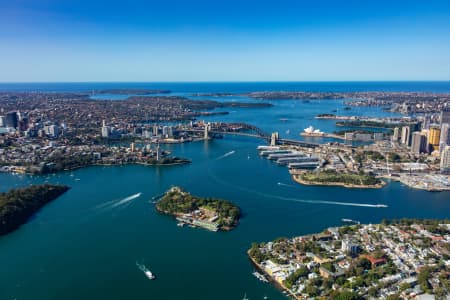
[252,271,269,283]
[267,152,304,160]
[136,262,156,280]
[342,218,360,225]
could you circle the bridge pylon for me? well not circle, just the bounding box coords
[204,122,210,139]
[270,132,279,146]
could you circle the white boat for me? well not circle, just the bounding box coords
[136,262,156,280]
[252,271,268,283]
[242,293,249,300]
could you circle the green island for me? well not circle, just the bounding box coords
[0,184,70,236]
[155,186,240,231]
[292,169,385,189]
[248,219,450,299]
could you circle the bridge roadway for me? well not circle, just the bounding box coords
[177,123,319,148]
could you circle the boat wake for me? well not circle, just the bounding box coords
[93,192,142,211]
[277,182,296,188]
[136,261,155,280]
[217,150,235,160]
[110,193,142,208]
[208,168,387,208]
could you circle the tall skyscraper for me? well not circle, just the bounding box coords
[411,132,427,154]
[5,111,18,129]
[441,107,450,125]
[440,123,450,146]
[48,125,59,137]
[152,125,159,136]
[101,120,110,138]
[428,127,441,151]
[440,146,450,174]
[401,126,410,146]
[392,127,399,142]
[422,114,430,130]
[0,116,5,127]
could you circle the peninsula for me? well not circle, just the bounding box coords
[0,184,70,236]
[248,219,450,299]
[291,170,386,189]
[155,186,240,231]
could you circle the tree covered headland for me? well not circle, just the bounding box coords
[0,184,70,236]
[300,170,381,186]
[156,187,240,228]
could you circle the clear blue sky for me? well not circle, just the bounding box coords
[1,0,450,82]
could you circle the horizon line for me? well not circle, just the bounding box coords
[1,80,450,84]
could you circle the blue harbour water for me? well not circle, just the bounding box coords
[1,82,450,300]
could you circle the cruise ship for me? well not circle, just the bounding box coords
[257,145,280,151]
[259,149,292,157]
[267,152,305,160]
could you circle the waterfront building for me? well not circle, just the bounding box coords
[428,127,441,151]
[401,126,410,146]
[101,120,110,138]
[440,123,450,147]
[411,132,428,154]
[0,116,5,127]
[5,111,18,129]
[440,146,450,174]
[440,107,450,125]
[152,125,159,136]
[162,126,173,138]
[392,127,399,141]
[441,146,450,174]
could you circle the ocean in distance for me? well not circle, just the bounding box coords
[1,82,450,300]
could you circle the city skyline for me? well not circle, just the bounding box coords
[1,0,450,82]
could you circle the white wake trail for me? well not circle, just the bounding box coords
[93,192,143,211]
[208,168,388,208]
[110,193,142,208]
[277,182,296,188]
[217,150,235,160]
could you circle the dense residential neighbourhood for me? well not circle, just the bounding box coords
[249,220,450,299]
